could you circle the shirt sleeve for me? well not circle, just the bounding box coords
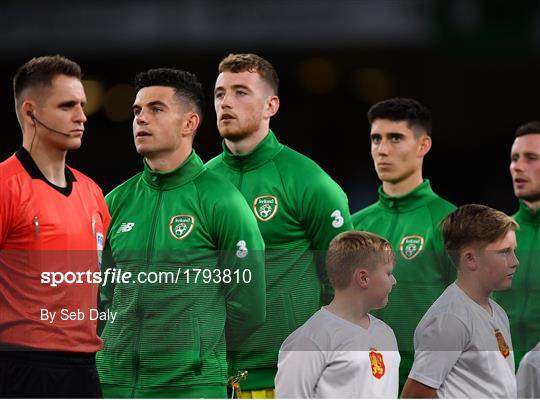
[98,240,116,335]
[0,178,13,246]
[300,173,353,303]
[96,187,111,239]
[212,188,266,350]
[275,334,325,398]
[98,193,114,336]
[517,353,540,398]
[351,210,367,231]
[408,312,469,389]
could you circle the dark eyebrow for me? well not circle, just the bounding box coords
[132,100,168,110]
[147,100,168,108]
[370,132,404,136]
[58,100,82,108]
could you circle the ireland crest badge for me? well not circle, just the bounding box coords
[169,214,195,240]
[253,195,278,222]
[399,235,424,260]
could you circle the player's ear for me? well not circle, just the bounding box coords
[418,135,432,156]
[353,268,369,289]
[181,111,200,138]
[263,95,279,119]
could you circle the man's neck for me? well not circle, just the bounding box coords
[22,143,67,187]
[456,278,492,315]
[325,292,370,329]
[224,128,269,155]
[382,171,423,197]
[146,146,192,173]
[523,199,540,214]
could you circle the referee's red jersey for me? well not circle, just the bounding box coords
[0,148,111,353]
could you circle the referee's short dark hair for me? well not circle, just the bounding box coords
[368,97,432,137]
[13,55,82,122]
[515,121,540,138]
[134,68,205,122]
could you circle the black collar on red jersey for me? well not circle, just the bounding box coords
[15,147,77,196]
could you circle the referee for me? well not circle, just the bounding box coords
[0,55,110,397]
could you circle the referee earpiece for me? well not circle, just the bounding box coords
[25,110,72,137]
[27,110,36,126]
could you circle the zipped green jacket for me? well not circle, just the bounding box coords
[96,151,266,398]
[493,201,540,367]
[206,130,353,390]
[352,180,456,390]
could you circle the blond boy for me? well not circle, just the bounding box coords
[275,231,399,398]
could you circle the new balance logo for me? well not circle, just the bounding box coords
[117,222,135,233]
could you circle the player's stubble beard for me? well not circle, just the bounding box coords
[220,128,252,142]
[219,121,260,143]
[518,189,540,203]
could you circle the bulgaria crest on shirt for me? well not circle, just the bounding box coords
[253,195,278,222]
[169,214,195,240]
[494,329,510,358]
[399,235,424,260]
[369,348,385,379]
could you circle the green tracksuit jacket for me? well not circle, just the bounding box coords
[352,180,456,390]
[96,151,266,398]
[493,201,540,367]
[206,130,353,390]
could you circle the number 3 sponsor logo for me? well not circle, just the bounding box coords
[236,240,248,258]
[331,210,344,228]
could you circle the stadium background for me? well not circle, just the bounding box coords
[1,0,538,215]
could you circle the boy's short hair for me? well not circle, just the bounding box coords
[440,204,518,267]
[515,121,540,137]
[367,97,432,137]
[326,231,394,290]
[218,53,279,95]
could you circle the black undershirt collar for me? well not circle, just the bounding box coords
[15,147,76,196]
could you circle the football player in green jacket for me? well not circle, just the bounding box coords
[352,98,456,391]
[206,53,353,397]
[96,68,266,398]
[493,121,540,367]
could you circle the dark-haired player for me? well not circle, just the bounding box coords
[95,68,265,398]
[493,121,540,368]
[352,97,456,390]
